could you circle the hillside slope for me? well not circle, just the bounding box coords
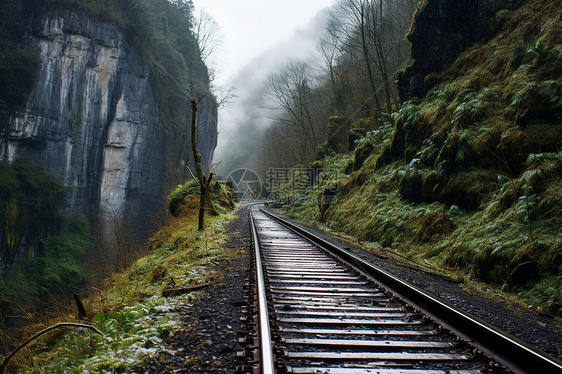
[281,0,562,315]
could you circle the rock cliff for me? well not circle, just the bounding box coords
[0,9,217,244]
[397,0,522,100]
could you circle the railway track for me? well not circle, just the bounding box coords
[238,205,562,374]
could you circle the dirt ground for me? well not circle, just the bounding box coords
[133,206,251,373]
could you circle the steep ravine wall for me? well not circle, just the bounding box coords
[397,0,521,100]
[0,9,216,266]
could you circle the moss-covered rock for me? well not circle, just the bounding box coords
[168,180,237,217]
[389,103,419,160]
[348,129,367,151]
[374,145,393,169]
[434,131,460,173]
[352,138,376,172]
[341,169,369,195]
[399,167,423,203]
[440,169,496,210]
[422,170,444,202]
[318,182,339,222]
[327,116,349,154]
[414,206,455,243]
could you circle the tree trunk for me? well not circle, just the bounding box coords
[191,96,212,231]
[198,179,206,231]
[359,5,382,110]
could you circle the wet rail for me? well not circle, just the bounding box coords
[238,204,562,374]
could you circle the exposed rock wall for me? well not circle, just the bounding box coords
[0,9,216,247]
[397,0,521,100]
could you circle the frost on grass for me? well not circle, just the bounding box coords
[18,213,234,373]
[76,295,193,373]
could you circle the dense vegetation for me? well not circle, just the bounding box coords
[0,159,92,337]
[267,0,561,315]
[254,0,417,173]
[0,184,236,373]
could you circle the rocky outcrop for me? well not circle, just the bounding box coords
[0,9,216,243]
[397,0,522,100]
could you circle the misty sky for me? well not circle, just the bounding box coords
[193,0,338,85]
[192,1,338,175]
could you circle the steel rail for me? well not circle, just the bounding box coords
[250,207,275,374]
[259,205,562,374]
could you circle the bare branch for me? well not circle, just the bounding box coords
[217,86,237,109]
[193,10,221,62]
[0,323,103,374]
[184,164,201,186]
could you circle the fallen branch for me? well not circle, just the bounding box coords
[162,283,212,298]
[0,322,103,374]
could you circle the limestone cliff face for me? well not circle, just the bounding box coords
[0,9,216,242]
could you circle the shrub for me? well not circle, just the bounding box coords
[168,180,237,217]
[168,181,200,217]
[0,216,91,312]
[0,158,92,325]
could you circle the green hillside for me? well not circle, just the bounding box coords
[279,0,562,316]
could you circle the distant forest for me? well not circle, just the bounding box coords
[256,0,418,173]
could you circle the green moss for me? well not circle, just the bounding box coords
[389,103,420,160]
[399,165,423,203]
[12,209,236,373]
[168,181,200,216]
[421,170,444,201]
[168,180,237,217]
[440,169,496,210]
[519,275,561,315]
[0,215,92,315]
[351,138,376,171]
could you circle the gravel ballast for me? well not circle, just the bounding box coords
[134,206,251,373]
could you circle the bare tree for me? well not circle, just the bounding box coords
[329,0,417,112]
[264,60,329,164]
[255,0,419,173]
[193,9,237,101]
[193,10,221,63]
[316,16,358,118]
